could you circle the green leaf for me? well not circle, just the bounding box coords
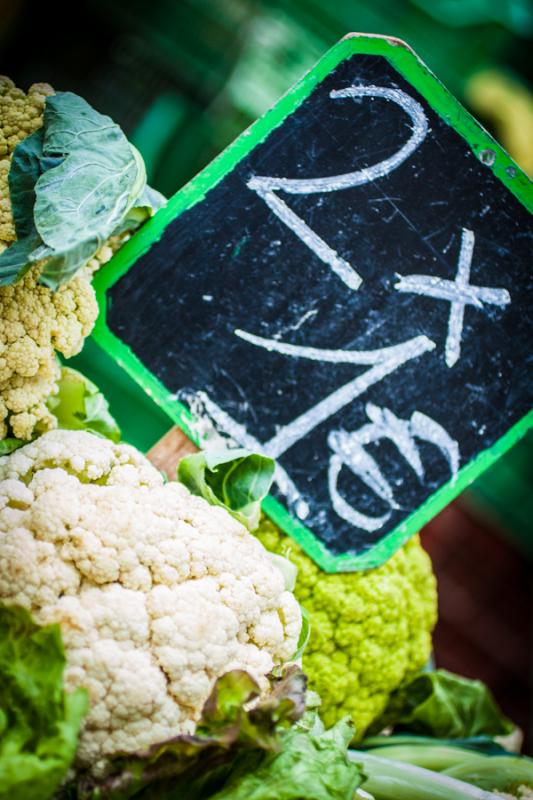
[0,439,25,456]
[0,604,88,800]
[372,670,514,740]
[210,716,362,800]
[8,129,63,238]
[9,129,44,237]
[0,367,120,453]
[268,553,297,592]
[1,92,162,288]
[178,449,275,531]
[23,92,149,287]
[46,366,121,442]
[110,183,167,237]
[0,230,42,285]
[9,130,41,237]
[292,605,311,662]
[75,666,307,800]
[134,184,167,213]
[32,238,100,291]
[35,93,145,251]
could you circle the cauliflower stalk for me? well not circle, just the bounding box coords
[0,430,301,772]
[256,518,437,740]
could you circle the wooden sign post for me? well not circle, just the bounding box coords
[93,34,532,572]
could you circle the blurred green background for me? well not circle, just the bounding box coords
[2,0,533,190]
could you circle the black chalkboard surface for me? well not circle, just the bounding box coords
[94,35,533,572]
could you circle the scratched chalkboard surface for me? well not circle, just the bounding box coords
[94,35,533,571]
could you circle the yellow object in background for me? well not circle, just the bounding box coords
[466,69,533,177]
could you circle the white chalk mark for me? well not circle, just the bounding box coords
[272,309,319,341]
[259,335,436,459]
[194,391,308,517]
[395,228,511,367]
[365,403,425,479]
[329,427,399,506]
[235,328,432,365]
[191,333,436,522]
[250,184,362,290]
[328,454,392,532]
[247,85,428,291]
[288,308,318,332]
[249,87,428,195]
[327,403,460,531]
[410,410,460,481]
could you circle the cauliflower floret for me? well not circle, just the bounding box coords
[0,265,98,439]
[0,77,54,246]
[0,157,14,244]
[256,518,437,740]
[0,77,54,158]
[0,430,301,770]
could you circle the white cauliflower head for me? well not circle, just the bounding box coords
[0,430,301,771]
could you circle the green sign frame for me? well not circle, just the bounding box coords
[92,33,533,573]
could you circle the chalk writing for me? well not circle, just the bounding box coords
[395,228,511,367]
[247,85,428,291]
[328,403,459,531]
[233,332,436,459]
[190,332,433,523]
[105,43,532,569]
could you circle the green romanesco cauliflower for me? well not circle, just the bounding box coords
[256,518,437,740]
[0,77,129,441]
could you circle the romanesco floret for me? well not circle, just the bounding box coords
[0,430,301,773]
[0,77,130,441]
[256,518,437,740]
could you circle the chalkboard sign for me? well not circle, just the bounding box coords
[93,34,533,572]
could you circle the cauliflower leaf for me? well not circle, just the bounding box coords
[34,93,143,259]
[46,366,121,442]
[0,91,165,289]
[371,669,514,740]
[74,667,307,800]
[0,604,87,800]
[31,238,101,289]
[0,229,41,285]
[178,449,275,531]
[210,715,362,800]
[8,128,61,239]
[1,366,120,451]
[0,438,25,455]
